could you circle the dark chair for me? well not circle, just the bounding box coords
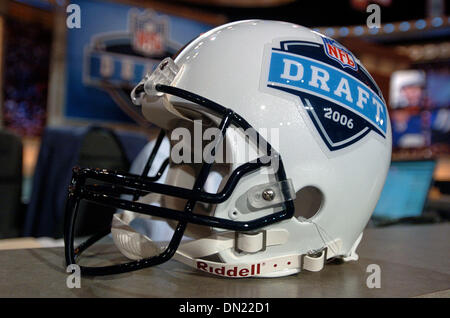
[24,125,148,238]
[69,127,131,238]
[0,130,23,238]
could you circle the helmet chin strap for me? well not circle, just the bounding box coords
[111,210,347,278]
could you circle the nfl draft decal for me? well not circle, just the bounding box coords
[264,38,387,151]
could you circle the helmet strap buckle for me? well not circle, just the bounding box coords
[234,230,267,254]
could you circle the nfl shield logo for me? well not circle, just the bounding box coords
[322,37,358,71]
[130,10,168,57]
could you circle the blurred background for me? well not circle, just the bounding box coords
[0,0,448,244]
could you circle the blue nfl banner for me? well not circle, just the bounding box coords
[65,0,213,123]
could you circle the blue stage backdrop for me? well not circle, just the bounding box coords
[65,0,214,124]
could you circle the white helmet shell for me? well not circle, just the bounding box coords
[121,20,392,278]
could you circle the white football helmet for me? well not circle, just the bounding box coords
[64,20,391,278]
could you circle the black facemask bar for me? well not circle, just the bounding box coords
[64,84,295,276]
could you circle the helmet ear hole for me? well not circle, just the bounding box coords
[293,186,324,220]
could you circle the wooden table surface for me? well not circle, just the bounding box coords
[0,223,449,298]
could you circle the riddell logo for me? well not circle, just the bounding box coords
[196,262,261,277]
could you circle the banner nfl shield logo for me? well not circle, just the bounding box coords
[130,10,168,57]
